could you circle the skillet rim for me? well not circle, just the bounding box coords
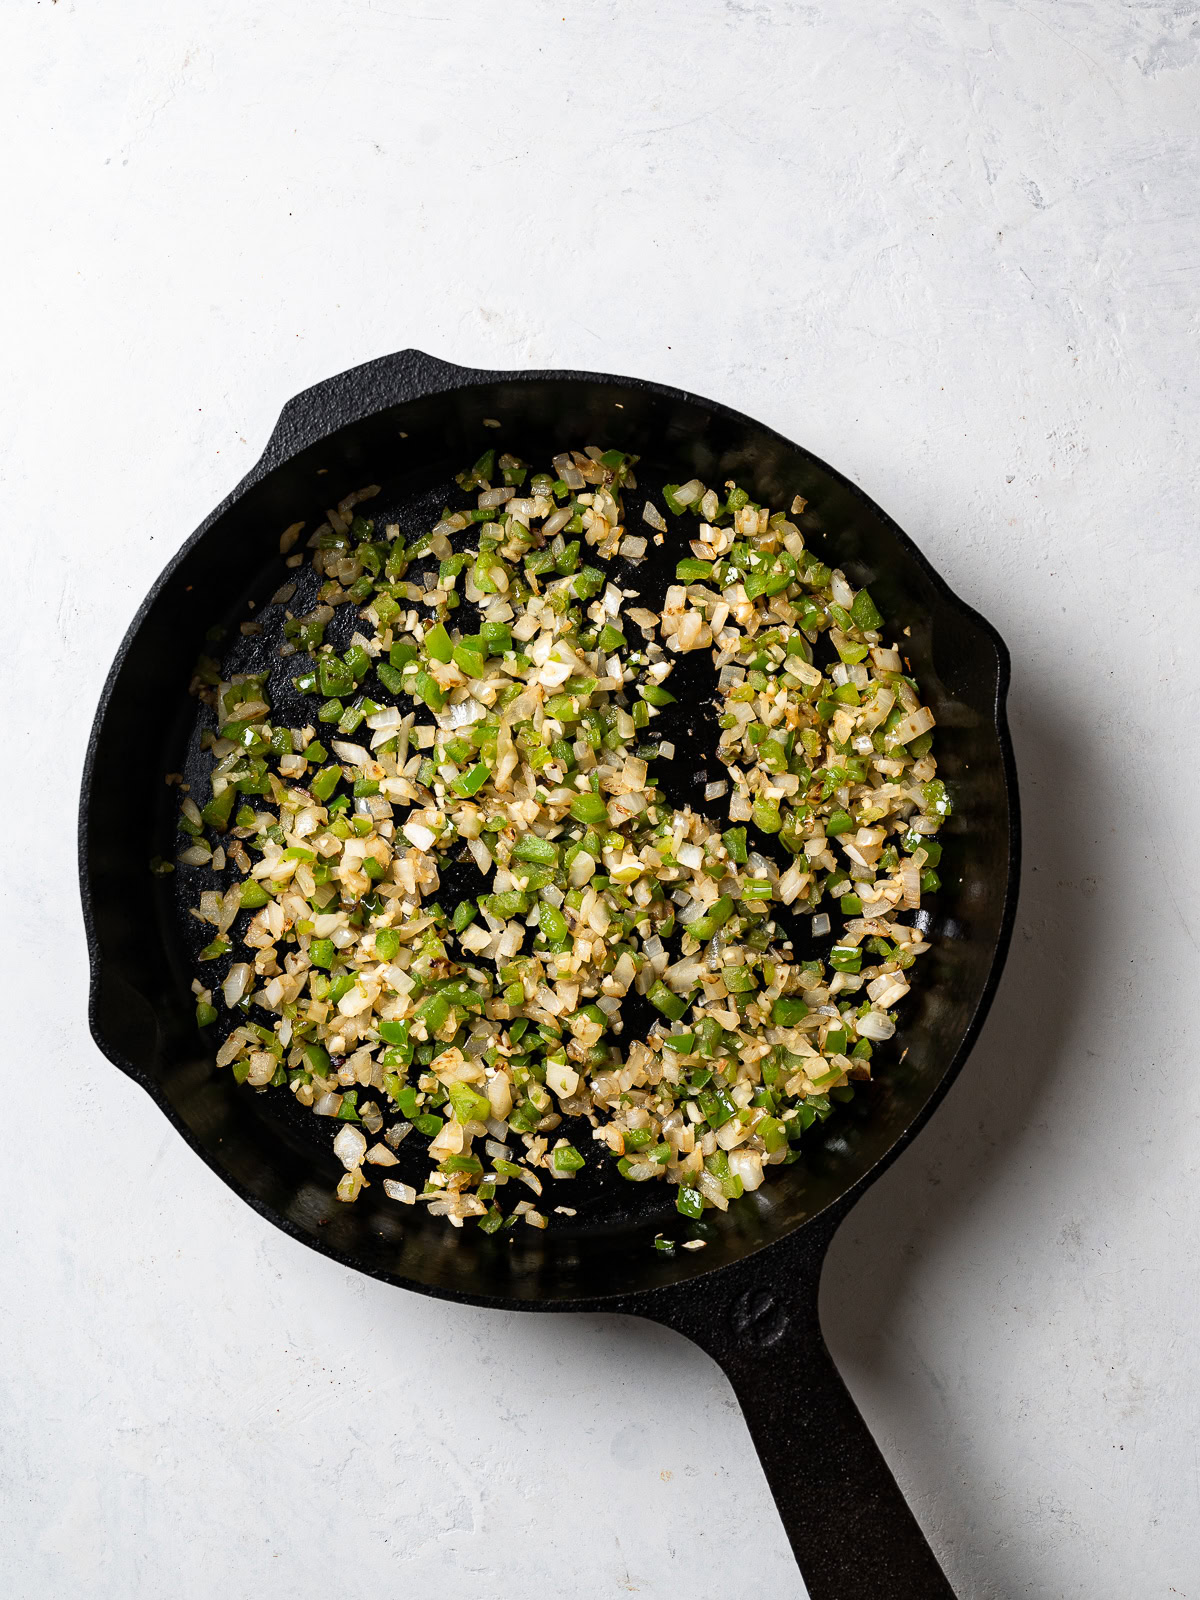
[78,353,1020,1313]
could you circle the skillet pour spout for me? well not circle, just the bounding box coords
[80,349,1019,1598]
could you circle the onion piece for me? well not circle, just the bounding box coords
[222,963,252,1008]
[181,442,944,1235]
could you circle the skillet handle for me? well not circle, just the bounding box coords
[255,349,497,476]
[637,1216,957,1600]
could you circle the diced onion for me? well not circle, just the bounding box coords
[180,438,945,1235]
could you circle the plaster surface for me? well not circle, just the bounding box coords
[3,3,1198,1595]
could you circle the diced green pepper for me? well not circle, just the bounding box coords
[697,1088,736,1129]
[425,622,452,663]
[570,791,610,826]
[638,684,676,707]
[648,981,690,1022]
[722,827,748,864]
[757,1116,788,1153]
[481,621,512,656]
[413,670,446,712]
[451,763,489,797]
[537,902,569,945]
[771,997,809,1026]
[310,764,343,802]
[453,644,485,679]
[448,1082,491,1124]
[687,895,734,941]
[201,785,236,832]
[751,797,782,834]
[318,658,355,698]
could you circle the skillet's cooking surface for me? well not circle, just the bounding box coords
[83,353,1018,1309]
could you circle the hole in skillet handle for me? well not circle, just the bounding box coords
[631,1204,959,1600]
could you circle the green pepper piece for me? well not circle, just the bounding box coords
[425,622,452,663]
[537,901,569,945]
[663,1032,695,1054]
[393,1085,421,1119]
[719,826,747,864]
[415,992,451,1034]
[638,684,676,707]
[201,785,236,832]
[686,895,734,941]
[310,764,342,803]
[757,1116,789,1153]
[829,945,862,974]
[751,797,782,835]
[451,762,489,797]
[569,791,609,826]
[697,1087,736,1128]
[923,779,952,818]
[447,1082,491,1124]
[318,658,355,698]
[771,997,809,1026]
[342,642,371,681]
[452,644,485,679]
[512,835,559,865]
[648,981,690,1022]
[413,670,446,712]
[481,620,512,656]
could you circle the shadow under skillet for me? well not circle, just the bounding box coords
[818,668,1112,1598]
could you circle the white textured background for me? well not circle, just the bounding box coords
[4,2,1199,1596]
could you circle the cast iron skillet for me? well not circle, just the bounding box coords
[80,350,1018,1599]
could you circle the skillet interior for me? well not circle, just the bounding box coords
[82,369,1016,1307]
